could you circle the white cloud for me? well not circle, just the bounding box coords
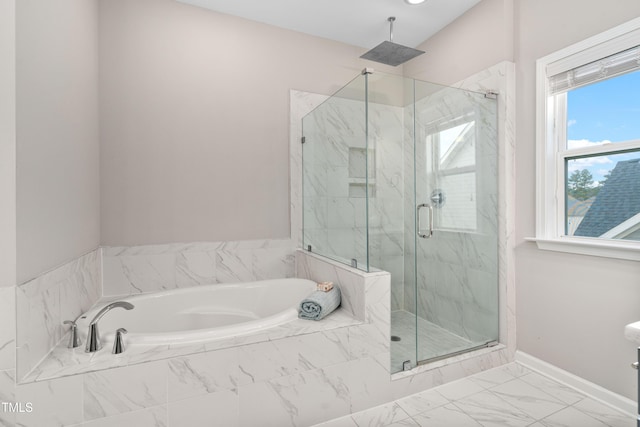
[567,119,577,127]
[567,139,612,149]
[567,156,613,173]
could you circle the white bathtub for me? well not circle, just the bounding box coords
[77,278,317,347]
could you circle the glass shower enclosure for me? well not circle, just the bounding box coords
[302,70,498,373]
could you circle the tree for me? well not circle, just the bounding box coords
[598,170,611,188]
[567,169,600,200]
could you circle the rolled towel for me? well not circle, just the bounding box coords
[298,286,341,321]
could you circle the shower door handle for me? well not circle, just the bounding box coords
[417,203,433,239]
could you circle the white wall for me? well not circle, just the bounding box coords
[0,0,16,289]
[514,0,640,400]
[99,0,399,247]
[16,0,100,283]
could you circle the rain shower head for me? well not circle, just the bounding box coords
[360,41,425,67]
[360,17,425,67]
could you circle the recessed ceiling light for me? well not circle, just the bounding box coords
[405,0,426,4]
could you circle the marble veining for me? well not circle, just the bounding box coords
[16,249,101,381]
[0,288,15,372]
[314,362,635,427]
[82,405,168,427]
[102,239,296,296]
[24,307,361,383]
[297,87,406,287]
[83,361,167,421]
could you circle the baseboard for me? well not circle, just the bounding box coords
[515,351,636,417]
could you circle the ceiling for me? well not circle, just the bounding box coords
[176,0,481,49]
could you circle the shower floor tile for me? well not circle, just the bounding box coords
[391,310,475,373]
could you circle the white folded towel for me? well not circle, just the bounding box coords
[298,286,341,321]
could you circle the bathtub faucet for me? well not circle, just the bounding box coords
[85,301,134,353]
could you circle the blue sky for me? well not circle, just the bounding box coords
[568,69,640,142]
[566,69,640,183]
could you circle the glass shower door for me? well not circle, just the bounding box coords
[413,83,499,363]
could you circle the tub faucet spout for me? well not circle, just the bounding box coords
[85,301,134,353]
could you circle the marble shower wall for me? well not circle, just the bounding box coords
[367,102,406,312]
[102,239,296,296]
[15,250,101,381]
[298,88,406,311]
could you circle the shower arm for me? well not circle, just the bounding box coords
[388,17,395,42]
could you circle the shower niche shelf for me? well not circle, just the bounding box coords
[348,181,376,198]
[348,147,376,198]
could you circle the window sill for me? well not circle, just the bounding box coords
[525,237,640,261]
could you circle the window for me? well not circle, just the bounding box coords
[534,17,640,260]
[429,120,477,231]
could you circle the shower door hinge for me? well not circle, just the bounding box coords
[301,136,306,144]
[484,90,499,100]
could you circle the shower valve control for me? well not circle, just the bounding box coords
[430,189,445,208]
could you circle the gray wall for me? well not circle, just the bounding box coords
[405,0,514,84]
[98,0,398,247]
[16,0,100,284]
[514,0,640,400]
[0,0,16,289]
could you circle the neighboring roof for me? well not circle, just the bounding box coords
[440,122,474,170]
[566,195,595,217]
[574,158,640,237]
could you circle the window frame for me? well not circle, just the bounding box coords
[532,17,640,261]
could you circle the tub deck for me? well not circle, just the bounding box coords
[22,300,360,383]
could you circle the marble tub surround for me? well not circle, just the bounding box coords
[102,238,296,296]
[8,250,393,427]
[10,354,633,427]
[16,249,101,381]
[22,300,360,383]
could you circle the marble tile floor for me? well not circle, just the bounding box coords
[391,310,480,373]
[313,362,635,427]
